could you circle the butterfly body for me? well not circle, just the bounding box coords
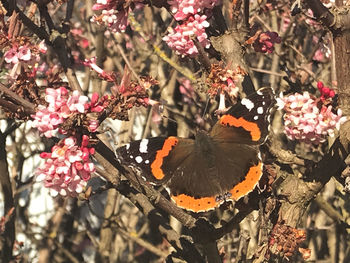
[116,88,275,212]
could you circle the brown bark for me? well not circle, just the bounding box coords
[0,131,15,262]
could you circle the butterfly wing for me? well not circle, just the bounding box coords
[166,140,261,211]
[211,141,262,201]
[165,141,228,212]
[210,87,275,144]
[116,137,195,185]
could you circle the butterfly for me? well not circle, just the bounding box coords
[116,88,275,212]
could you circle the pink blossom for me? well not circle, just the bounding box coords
[163,14,210,56]
[31,87,106,137]
[4,47,20,64]
[4,45,32,64]
[38,40,47,54]
[91,0,144,33]
[168,0,220,20]
[36,136,95,196]
[164,0,220,56]
[87,93,106,112]
[84,58,116,82]
[45,87,69,111]
[88,120,100,132]
[279,92,346,144]
[92,0,118,11]
[253,31,281,54]
[101,9,129,32]
[31,106,64,138]
[17,46,31,61]
[67,90,89,113]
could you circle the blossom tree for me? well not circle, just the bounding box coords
[0,0,350,262]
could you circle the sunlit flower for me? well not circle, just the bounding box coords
[278,91,346,144]
[36,136,95,196]
[31,87,106,137]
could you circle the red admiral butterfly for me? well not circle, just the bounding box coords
[116,88,275,212]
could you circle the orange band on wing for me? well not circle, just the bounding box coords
[171,194,218,212]
[220,115,261,141]
[230,162,262,200]
[150,137,178,180]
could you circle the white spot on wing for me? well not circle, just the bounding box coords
[164,187,171,195]
[257,151,262,161]
[257,107,264,114]
[135,156,143,163]
[241,98,254,111]
[125,143,130,150]
[254,115,259,120]
[145,160,150,164]
[139,139,149,153]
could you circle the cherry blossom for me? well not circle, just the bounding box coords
[36,136,95,196]
[278,91,346,144]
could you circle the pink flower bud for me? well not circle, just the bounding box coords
[81,135,89,147]
[40,152,51,158]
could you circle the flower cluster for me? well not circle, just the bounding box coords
[91,0,143,33]
[163,0,220,56]
[278,91,346,144]
[32,87,105,138]
[84,60,159,115]
[36,136,95,196]
[116,76,159,108]
[109,65,159,109]
[3,40,46,80]
[163,14,210,56]
[168,0,219,21]
[4,45,32,64]
[253,31,281,53]
[317,81,335,102]
[206,64,244,110]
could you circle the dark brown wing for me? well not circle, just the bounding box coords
[210,87,275,145]
[116,137,195,185]
[166,141,260,197]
